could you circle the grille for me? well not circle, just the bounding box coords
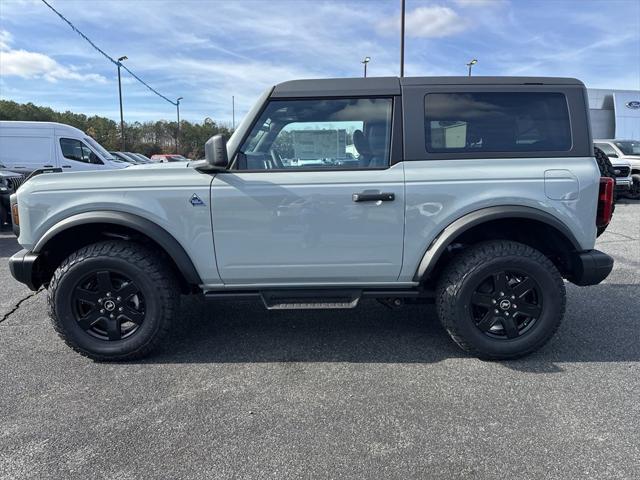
[6,175,25,192]
[614,166,630,177]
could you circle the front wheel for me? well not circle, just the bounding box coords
[48,241,179,361]
[626,174,640,200]
[436,241,566,360]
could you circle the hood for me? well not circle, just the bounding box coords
[0,169,24,179]
[18,160,205,194]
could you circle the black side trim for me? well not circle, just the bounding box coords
[568,250,613,286]
[9,249,40,291]
[414,206,582,281]
[33,211,202,286]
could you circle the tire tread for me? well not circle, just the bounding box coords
[436,240,566,360]
[47,240,179,361]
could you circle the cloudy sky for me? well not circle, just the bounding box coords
[1,0,639,124]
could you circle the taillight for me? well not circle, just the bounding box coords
[596,177,614,228]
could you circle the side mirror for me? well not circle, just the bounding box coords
[205,134,229,168]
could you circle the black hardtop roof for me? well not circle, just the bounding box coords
[272,76,585,97]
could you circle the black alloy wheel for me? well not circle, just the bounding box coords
[469,270,542,339]
[72,270,146,341]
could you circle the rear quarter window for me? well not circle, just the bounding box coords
[425,92,572,154]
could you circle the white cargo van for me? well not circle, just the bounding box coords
[0,121,127,174]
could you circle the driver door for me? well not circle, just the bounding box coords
[210,96,406,286]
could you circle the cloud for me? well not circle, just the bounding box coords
[0,30,12,50]
[453,0,506,7]
[0,29,106,83]
[378,6,468,38]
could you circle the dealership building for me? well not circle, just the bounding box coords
[587,88,640,140]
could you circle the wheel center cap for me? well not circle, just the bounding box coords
[104,300,116,312]
[499,299,511,310]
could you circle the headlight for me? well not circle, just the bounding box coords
[0,178,8,192]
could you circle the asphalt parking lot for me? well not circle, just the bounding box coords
[1,201,638,480]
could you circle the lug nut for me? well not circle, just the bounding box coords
[100,309,105,314]
[106,292,111,297]
[499,292,504,297]
[494,309,499,314]
[492,299,496,304]
[117,297,121,302]
[513,304,517,309]
[505,312,510,316]
[98,299,102,304]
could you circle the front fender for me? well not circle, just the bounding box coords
[33,210,202,286]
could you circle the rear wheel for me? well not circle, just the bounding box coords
[48,241,179,361]
[436,241,565,360]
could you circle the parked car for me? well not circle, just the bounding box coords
[110,152,142,165]
[127,152,152,163]
[594,139,640,198]
[9,76,614,361]
[0,162,25,229]
[0,121,128,174]
[150,154,189,163]
[593,144,633,194]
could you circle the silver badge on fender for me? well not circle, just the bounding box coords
[190,194,206,206]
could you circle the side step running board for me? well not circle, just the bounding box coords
[261,290,361,310]
[202,287,435,309]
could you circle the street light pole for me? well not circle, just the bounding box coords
[400,0,406,77]
[361,56,371,78]
[176,97,183,153]
[467,58,478,76]
[117,55,127,151]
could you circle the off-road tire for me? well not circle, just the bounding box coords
[48,240,179,361]
[594,146,617,181]
[436,241,565,360]
[626,174,640,200]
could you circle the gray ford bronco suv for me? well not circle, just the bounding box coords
[9,77,615,361]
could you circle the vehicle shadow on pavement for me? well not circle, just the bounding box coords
[0,233,21,258]
[142,283,640,370]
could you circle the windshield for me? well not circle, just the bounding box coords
[85,136,117,161]
[614,141,640,156]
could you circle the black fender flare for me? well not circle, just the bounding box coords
[414,206,582,281]
[33,210,202,286]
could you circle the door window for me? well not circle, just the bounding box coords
[238,98,393,170]
[59,138,103,164]
[425,92,572,153]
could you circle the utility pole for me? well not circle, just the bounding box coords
[117,55,127,151]
[361,57,371,78]
[467,59,478,76]
[175,97,183,153]
[400,0,406,77]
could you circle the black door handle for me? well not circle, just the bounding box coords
[43,165,54,168]
[352,192,395,202]
[61,165,72,168]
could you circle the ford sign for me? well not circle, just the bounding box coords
[626,101,640,109]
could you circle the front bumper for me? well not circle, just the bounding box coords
[9,249,41,291]
[569,250,614,286]
[615,178,632,191]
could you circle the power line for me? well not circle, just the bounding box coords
[40,0,177,106]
